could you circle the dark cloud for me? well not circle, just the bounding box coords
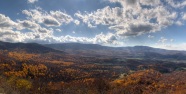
[129,23,154,34]
[126,0,138,6]
[119,23,155,36]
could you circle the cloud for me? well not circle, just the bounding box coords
[148,35,154,39]
[43,16,60,26]
[0,14,16,29]
[75,7,123,26]
[167,43,186,50]
[158,37,168,44]
[0,14,28,42]
[0,30,119,46]
[140,0,160,6]
[175,21,183,26]
[0,6,123,45]
[56,29,62,32]
[50,11,73,25]
[165,0,186,8]
[152,37,182,50]
[37,27,51,33]
[22,9,73,27]
[0,0,186,49]
[115,23,157,36]
[182,13,186,20]
[75,1,178,37]
[17,20,38,30]
[74,20,80,25]
[28,0,38,4]
[110,0,138,9]
[0,8,86,44]
[153,41,186,51]
[16,20,54,34]
[72,31,76,34]
[93,33,120,45]
[0,13,120,46]
[170,39,174,42]
[0,29,25,42]
[54,33,121,46]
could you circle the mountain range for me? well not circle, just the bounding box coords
[0,41,186,60]
[44,43,186,60]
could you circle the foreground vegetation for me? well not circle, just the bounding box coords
[0,50,186,94]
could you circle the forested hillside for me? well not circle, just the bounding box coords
[0,42,185,94]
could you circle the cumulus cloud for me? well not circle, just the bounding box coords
[0,11,56,43]
[93,33,120,45]
[115,23,157,36]
[0,29,25,42]
[0,14,120,45]
[22,9,73,27]
[0,13,119,46]
[75,7,123,26]
[50,11,73,25]
[0,27,118,46]
[110,0,139,9]
[165,0,186,8]
[74,20,80,25]
[175,21,183,26]
[53,33,121,46]
[17,20,38,30]
[37,27,51,33]
[43,16,60,26]
[140,0,160,6]
[0,8,87,44]
[0,14,25,42]
[75,0,178,37]
[16,20,54,34]
[0,14,16,29]
[28,0,38,4]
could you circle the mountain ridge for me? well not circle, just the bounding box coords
[0,41,185,60]
[44,43,186,59]
[0,41,65,54]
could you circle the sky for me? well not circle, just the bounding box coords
[0,0,186,50]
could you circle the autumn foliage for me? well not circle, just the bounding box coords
[0,50,186,94]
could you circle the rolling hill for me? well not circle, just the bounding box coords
[0,41,64,54]
[44,43,186,60]
[0,41,185,60]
